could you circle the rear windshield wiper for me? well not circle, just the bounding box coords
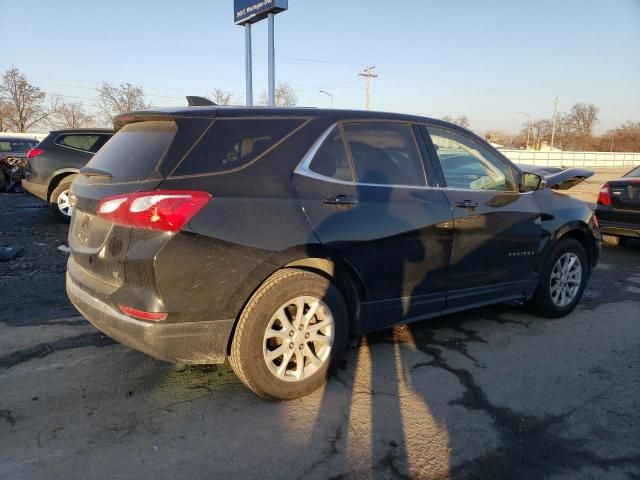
[79,167,113,179]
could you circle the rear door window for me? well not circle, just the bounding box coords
[342,123,426,186]
[308,128,353,181]
[83,121,177,182]
[56,134,101,152]
[171,118,305,176]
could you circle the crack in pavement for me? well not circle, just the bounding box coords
[405,322,640,479]
[0,332,115,369]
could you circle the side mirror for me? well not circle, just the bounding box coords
[521,172,543,192]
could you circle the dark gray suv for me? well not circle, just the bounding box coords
[22,128,113,220]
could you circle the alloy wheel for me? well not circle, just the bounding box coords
[263,295,334,382]
[57,190,73,217]
[549,252,582,307]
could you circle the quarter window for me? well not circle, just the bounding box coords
[172,118,305,176]
[428,127,516,191]
[342,123,426,186]
[308,128,353,181]
[56,134,101,152]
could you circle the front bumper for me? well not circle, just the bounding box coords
[21,178,48,202]
[67,272,234,364]
[598,220,640,239]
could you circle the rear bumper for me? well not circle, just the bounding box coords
[21,178,48,201]
[598,220,640,239]
[66,272,234,364]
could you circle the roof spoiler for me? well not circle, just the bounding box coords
[186,96,217,107]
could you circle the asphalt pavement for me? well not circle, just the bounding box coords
[1,172,639,479]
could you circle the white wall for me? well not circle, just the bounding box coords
[501,149,640,168]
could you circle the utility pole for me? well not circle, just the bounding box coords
[358,65,378,110]
[550,96,559,150]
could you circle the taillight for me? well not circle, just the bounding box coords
[27,148,44,159]
[597,184,611,206]
[118,305,167,322]
[97,190,211,232]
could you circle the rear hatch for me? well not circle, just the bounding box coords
[68,113,214,300]
[608,178,640,212]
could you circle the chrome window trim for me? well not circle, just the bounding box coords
[294,123,438,190]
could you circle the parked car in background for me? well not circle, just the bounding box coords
[0,137,39,191]
[66,107,599,400]
[22,129,113,220]
[596,164,640,245]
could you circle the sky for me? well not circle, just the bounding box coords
[1,0,639,134]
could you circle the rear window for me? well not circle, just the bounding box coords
[625,165,640,177]
[55,134,101,152]
[171,118,305,176]
[83,121,177,182]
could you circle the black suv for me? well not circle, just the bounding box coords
[66,107,599,399]
[22,128,113,220]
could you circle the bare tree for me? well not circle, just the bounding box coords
[529,119,553,150]
[442,115,470,128]
[566,103,599,150]
[603,121,640,152]
[211,89,234,106]
[97,82,149,123]
[260,82,298,107]
[50,96,95,129]
[0,67,50,132]
[0,99,14,132]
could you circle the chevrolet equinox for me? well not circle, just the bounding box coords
[66,106,600,399]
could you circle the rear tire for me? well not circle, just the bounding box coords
[229,268,348,400]
[602,235,627,247]
[529,238,589,318]
[50,175,77,222]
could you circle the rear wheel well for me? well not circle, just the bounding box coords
[47,172,77,202]
[225,257,366,356]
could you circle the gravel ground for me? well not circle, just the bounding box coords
[1,169,639,480]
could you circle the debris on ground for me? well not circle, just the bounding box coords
[0,246,24,261]
[57,245,71,253]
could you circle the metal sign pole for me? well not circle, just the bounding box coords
[245,24,253,106]
[267,13,275,107]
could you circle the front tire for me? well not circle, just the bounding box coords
[529,238,589,318]
[229,269,348,400]
[50,175,77,222]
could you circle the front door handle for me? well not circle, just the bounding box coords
[323,195,359,207]
[455,200,480,209]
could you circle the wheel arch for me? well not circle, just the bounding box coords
[549,221,599,269]
[47,169,79,201]
[225,248,369,356]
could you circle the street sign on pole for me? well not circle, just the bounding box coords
[234,0,288,107]
[234,0,288,26]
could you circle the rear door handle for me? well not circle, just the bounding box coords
[455,200,480,209]
[323,195,359,206]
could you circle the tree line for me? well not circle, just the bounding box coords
[1,67,638,152]
[0,67,297,133]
